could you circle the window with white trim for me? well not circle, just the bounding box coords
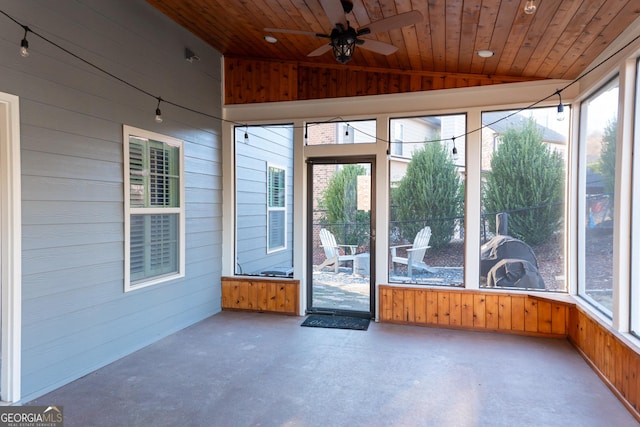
[124,125,185,291]
[578,78,618,315]
[267,164,286,252]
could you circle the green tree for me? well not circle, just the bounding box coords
[598,119,617,199]
[483,117,564,245]
[318,164,370,247]
[393,142,463,248]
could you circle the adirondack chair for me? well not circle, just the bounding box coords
[316,228,357,274]
[390,226,436,279]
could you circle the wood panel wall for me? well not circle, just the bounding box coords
[379,285,570,337]
[224,58,543,105]
[221,277,299,315]
[568,306,640,420]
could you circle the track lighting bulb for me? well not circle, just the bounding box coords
[244,127,249,143]
[154,98,163,123]
[345,125,349,137]
[524,0,536,15]
[20,27,29,57]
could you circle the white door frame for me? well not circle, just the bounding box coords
[0,92,22,403]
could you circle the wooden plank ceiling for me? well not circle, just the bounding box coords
[147,0,640,103]
[148,0,639,79]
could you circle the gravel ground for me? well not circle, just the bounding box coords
[314,231,610,296]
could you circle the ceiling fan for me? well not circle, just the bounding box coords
[264,0,423,64]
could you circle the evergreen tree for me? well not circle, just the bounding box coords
[483,117,564,245]
[318,164,370,247]
[598,119,617,199]
[394,142,462,248]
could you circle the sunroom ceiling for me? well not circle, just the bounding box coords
[147,0,640,81]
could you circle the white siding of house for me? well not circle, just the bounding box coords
[0,0,222,401]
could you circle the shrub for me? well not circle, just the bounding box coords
[393,142,463,248]
[483,117,564,245]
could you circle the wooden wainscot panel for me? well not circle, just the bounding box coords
[473,294,486,328]
[460,292,475,327]
[449,292,462,326]
[221,277,299,315]
[567,305,640,422]
[415,290,427,323]
[380,286,393,321]
[437,292,450,326]
[426,290,438,324]
[378,286,570,338]
[498,295,512,330]
[485,294,499,330]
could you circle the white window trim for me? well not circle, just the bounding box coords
[0,92,22,402]
[576,78,619,317]
[266,162,287,253]
[123,125,185,292]
[632,59,640,334]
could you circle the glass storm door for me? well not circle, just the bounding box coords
[307,158,375,317]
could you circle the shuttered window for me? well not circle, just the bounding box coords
[124,126,184,291]
[267,164,286,252]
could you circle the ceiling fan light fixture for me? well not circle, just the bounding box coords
[264,35,278,44]
[331,26,357,64]
[477,49,494,58]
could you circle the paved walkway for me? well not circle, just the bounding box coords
[311,266,464,313]
[312,270,371,312]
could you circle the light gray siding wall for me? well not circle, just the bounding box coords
[235,126,294,275]
[0,0,222,401]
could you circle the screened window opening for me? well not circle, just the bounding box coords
[480,108,568,293]
[579,79,619,315]
[235,125,294,277]
[306,119,376,145]
[388,114,466,286]
[124,126,185,291]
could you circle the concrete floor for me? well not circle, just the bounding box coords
[28,311,638,427]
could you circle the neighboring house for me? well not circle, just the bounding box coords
[389,116,440,186]
[480,111,567,172]
[389,115,466,186]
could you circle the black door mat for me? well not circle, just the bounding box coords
[301,315,370,331]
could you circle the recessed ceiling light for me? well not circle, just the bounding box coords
[477,50,495,58]
[264,35,278,44]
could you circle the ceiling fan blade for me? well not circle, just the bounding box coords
[264,27,329,38]
[307,43,333,57]
[319,0,347,28]
[359,39,398,56]
[358,10,423,35]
